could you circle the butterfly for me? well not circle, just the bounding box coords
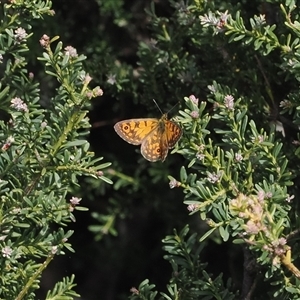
[114,114,182,162]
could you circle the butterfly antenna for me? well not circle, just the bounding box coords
[153,99,164,115]
[167,101,180,114]
[153,99,180,115]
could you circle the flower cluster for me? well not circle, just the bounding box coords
[169,178,181,189]
[69,196,82,212]
[39,34,50,48]
[2,246,12,258]
[200,10,230,33]
[224,95,234,110]
[187,203,200,212]
[207,171,222,184]
[229,192,290,264]
[230,193,266,235]
[2,136,14,151]
[64,46,78,58]
[189,95,199,106]
[196,144,205,160]
[10,97,28,112]
[14,27,27,43]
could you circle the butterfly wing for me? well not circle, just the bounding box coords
[141,127,166,162]
[114,118,159,145]
[141,115,182,162]
[165,120,182,148]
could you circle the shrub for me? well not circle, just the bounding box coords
[0,1,110,299]
[121,0,300,299]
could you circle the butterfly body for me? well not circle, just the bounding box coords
[114,114,182,162]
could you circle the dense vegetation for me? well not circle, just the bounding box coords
[1,0,300,299]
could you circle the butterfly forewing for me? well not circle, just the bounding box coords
[114,119,159,145]
[165,120,182,148]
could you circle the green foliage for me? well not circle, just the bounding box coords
[45,275,79,300]
[129,226,236,300]
[106,0,300,299]
[0,0,110,299]
[5,0,300,299]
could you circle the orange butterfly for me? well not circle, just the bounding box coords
[114,114,182,162]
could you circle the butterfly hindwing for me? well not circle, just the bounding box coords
[141,127,166,162]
